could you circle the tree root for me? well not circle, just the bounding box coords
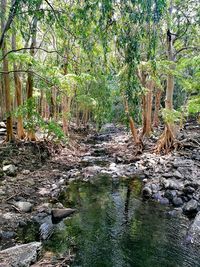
[155,124,180,154]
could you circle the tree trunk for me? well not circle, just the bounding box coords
[26,1,41,141]
[124,98,140,145]
[153,89,162,127]
[156,26,176,153]
[0,77,5,120]
[12,28,25,139]
[1,0,14,142]
[142,80,153,137]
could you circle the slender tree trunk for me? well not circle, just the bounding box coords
[62,48,71,136]
[156,15,176,153]
[153,89,162,127]
[12,28,25,139]
[26,1,41,141]
[1,0,14,141]
[0,77,5,120]
[142,80,154,136]
[124,98,140,145]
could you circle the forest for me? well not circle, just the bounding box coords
[0,0,200,266]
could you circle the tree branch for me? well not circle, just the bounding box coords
[0,47,64,61]
[175,46,200,57]
[0,0,20,49]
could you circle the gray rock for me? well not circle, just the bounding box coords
[183,199,198,216]
[0,188,5,196]
[15,201,33,212]
[83,165,102,177]
[173,159,193,168]
[159,197,169,205]
[187,212,200,244]
[164,190,177,201]
[142,187,152,198]
[0,242,41,267]
[0,121,6,128]
[183,186,195,195]
[151,183,159,193]
[22,169,30,175]
[51,208,76,224]
[3,164,17,176]
[0,231,16,239]
[162,179,183,191]
[172,197,183,207]
[173,170,183,179]
[152,191,162,201]
[0,168,4,178]
[163,173,173,178]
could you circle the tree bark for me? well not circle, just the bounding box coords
[153,89,162,127]
[1,0,14,141]
[12,27,25,139]
[26,2,41,140]
[156,24,176,153]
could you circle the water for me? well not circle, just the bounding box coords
[47,176,200,267]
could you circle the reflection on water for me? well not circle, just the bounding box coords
[53,176,200,267]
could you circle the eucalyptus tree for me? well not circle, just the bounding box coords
[156,0,200,153]
[1,0,14,141]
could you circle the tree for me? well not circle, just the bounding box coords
[1,0,14,141]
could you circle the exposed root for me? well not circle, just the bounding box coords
[156,124,179,154]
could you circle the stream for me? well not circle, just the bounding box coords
[14,129,200,266]
[40,175,199,267]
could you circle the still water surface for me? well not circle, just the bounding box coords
[53,176,200,267]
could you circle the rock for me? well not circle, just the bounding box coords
[162,179,183,191]
[142,187,152,199]
[186,212,200,244]
[22,169,31,175]
[0,168,4,178]
[83,165,102,177]
[183,186,195,195]
[152,191,162,201]
[159,197,169,205]
[167,208,182,217]
[14,201,33,212]
[164,190,177,201]
[3,164,17,176]
[173,159,193,168]
[0,242,41,267]
[26,178,35,186]
[51,208,76,224]
[0,231,16,239]
[151,183,159,193]
[163,173,173,178]
[173,170,183,179]
[0,121,6,128]
[183,199,198,216]
[172,197,183,207]
[0,188,5,196]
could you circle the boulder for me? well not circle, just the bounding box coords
[0,168,4,178]
[142,187,152,199]
[164,190,177,201]
[162,179,183,191]
[172,197,183,207]
[159,197,169,205]
[173,170,183,179]
[183,199,198,216]
[183,186,195,195]
[51,208,76,224]
[186,212,200,244]
[0,242,42,267]
[3,164,17,176]
[14,201,33,212]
